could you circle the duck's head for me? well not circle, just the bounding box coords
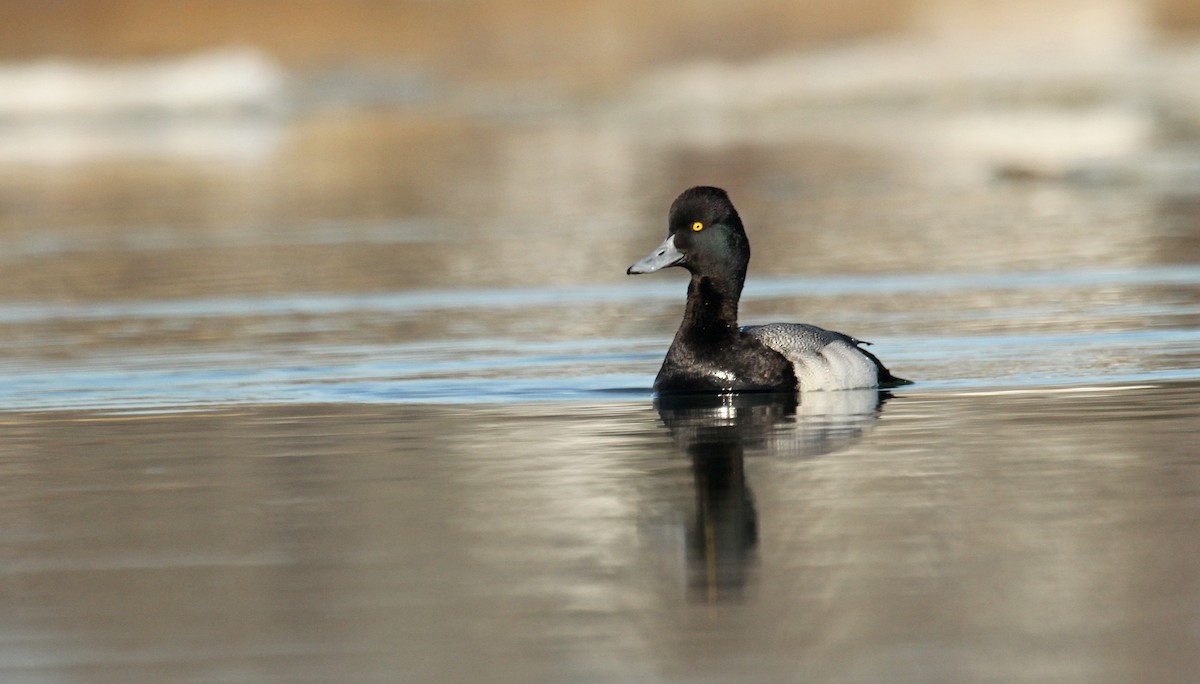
[627,186,749,281]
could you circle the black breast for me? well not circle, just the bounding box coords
[654,332,797,393]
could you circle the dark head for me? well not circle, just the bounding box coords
[627,186,749,283]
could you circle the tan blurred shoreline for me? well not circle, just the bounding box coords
[0,0,1195,83]
[0,1,913,80]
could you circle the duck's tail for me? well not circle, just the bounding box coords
[857,345,913,389]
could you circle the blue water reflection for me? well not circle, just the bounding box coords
[0,265,1197,411]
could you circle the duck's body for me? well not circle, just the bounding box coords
[628,186,908,394]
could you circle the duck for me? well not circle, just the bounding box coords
[627,186,909,394]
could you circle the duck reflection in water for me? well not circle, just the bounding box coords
[654,389,890,602]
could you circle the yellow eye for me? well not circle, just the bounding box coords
[691,221,704,232]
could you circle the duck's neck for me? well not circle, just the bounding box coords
[678,273,743,343]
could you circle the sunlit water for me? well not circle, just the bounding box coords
[1,266,1198,411]
[2,253,1198,683]
[3,6,1200,681]
[2,384,1199,683]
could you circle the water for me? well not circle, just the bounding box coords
[2,386,1199,683]
[3,4,1200,681]
[0,267,1198,410]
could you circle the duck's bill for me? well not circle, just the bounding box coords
[627,234,684,274]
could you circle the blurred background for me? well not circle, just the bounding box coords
[1,0,1199,303]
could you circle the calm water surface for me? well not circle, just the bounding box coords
[2,384,1199,683]
[1,229,1197,684]
[3,10,1200,681]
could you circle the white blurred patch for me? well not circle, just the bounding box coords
[0,48,286,164]
[0,48,285,118]
[615,0,1200,182]
[940,108,1151,177]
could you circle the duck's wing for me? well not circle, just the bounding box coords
[742,323,910,390]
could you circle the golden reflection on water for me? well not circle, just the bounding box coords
[2,384,1199,682]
